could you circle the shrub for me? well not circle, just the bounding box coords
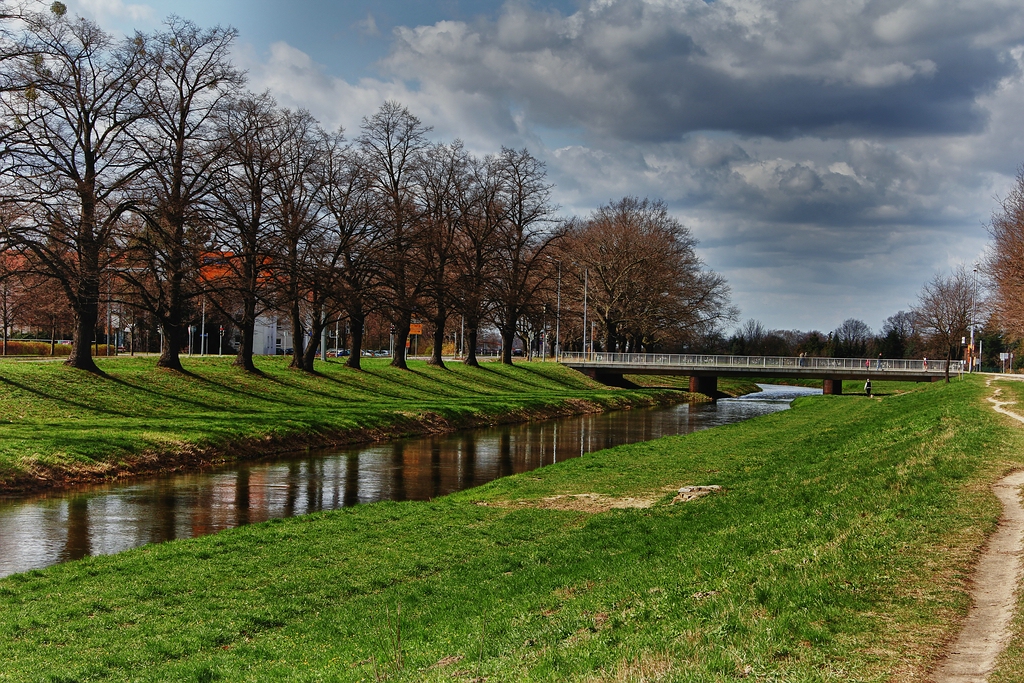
[1,341,73,356]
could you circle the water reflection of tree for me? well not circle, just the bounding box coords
[235,469,251,527]
[63,497,90,562]
[343,454,360,507]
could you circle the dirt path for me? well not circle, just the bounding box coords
[930,380,1024,682]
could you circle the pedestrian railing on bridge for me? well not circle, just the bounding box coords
[559,352,962,374]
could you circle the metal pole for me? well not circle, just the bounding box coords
[555,261,561,359]
[542,304,546,360]
[583,268,588,359]
[971,267,978,371]
[106,278,111,356]
[460,315,465,358]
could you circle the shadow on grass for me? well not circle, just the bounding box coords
[0,373,133,418]
[476,363,565,393]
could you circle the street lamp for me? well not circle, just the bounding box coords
[972,266,979,372]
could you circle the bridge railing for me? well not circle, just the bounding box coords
[559,352,962,374]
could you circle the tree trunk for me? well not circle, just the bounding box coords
[391,314,411,369]
[302,314,327,372]
[289,301,304,370]
[50,322,57,356]
[500,323,515,365]
[156,248,186,371]
[234,296,257,372]
[945,348,952,383]
[158,321,185,371]
[346,314,364,370]
[465,327,479,367]
[66,305,99,373]
[428,313,446,368]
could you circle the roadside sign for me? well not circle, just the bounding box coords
[409,323,423,335]
[1001,353,1010,360]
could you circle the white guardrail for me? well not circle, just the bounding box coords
[559,352,963,374]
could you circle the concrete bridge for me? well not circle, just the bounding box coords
[560,352,963,396]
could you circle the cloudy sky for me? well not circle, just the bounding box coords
[66,0,1024,334]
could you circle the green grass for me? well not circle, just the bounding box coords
[0,356,672,490]
[1,375,1021,681]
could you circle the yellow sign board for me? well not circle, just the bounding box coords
[409,323,423,335]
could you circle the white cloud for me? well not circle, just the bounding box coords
[73,0,155,23]
[229,0,1024,330]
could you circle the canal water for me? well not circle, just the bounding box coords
[0,384,820,577]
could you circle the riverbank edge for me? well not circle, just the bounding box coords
[1,388,697,496]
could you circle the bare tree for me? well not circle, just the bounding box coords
[0,249,26,354]
[452,153,504,367]
[557,197,735,353]
[985,166,1024,339]
[832,318,872,358]
[208,92,282,372]
[321,133,378,370]
[879,310,918,358]
[490,147,558,364]
[0,6,149,372]
[914,265,974,381]
[119,17,242,371]
[419,140,469,368]
[267,108,331,372]
[357,101,431,370]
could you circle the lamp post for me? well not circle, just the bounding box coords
[972,266,979,372]
[541,304,547,360]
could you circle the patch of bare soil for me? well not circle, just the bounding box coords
[478,493,659,513]
[477,485,722,513]
[929,380,1024,682]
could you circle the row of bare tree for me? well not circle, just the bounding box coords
[0,6,734,373]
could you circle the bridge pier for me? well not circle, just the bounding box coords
[689,375,718,397]
[822,379,843,395]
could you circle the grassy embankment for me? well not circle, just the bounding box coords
[1,375,1022,681]
[0,356,681,492]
